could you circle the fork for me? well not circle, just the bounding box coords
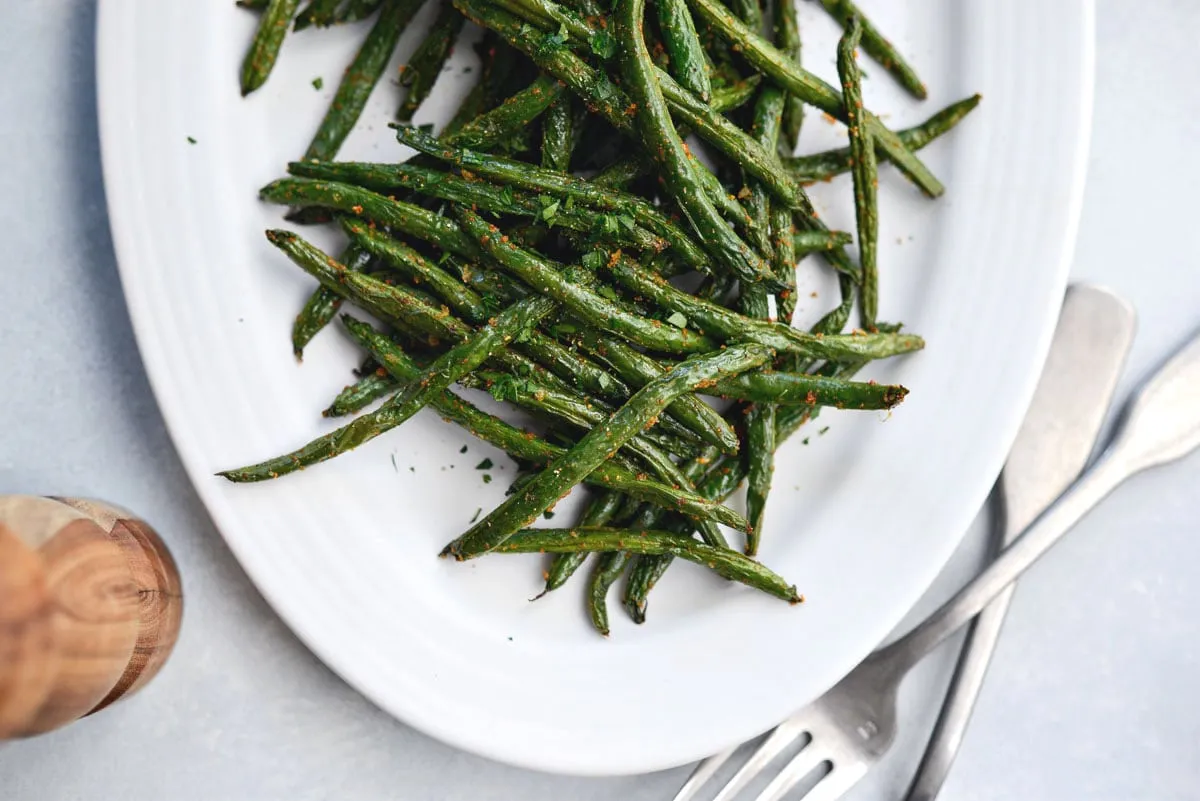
[674,323,1200,801]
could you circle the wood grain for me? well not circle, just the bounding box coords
[0,496,183,738]
[0,523,57,738]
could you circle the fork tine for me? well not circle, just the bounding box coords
[708,718,808,801]
[752,742,829,801]
[672,746,738,801]
[781,761,866,801]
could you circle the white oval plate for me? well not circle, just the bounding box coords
[97,0,1093,776]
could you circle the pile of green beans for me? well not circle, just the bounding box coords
[232,0,978,633]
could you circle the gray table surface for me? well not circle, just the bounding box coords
[3,2,1199,800]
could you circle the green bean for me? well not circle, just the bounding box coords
[240,0,301,96]
[708,368,906,408]
[741,83,787,258]
[457,208,717,354]
[293,0,340,29]
[265,229,578,398]
[463,369,737,544]
[837,18,879,329]
[621,443,718,621]
[587,550,631,636]
[292,241,373,358]
[568,328,739,455]
[739,77,785,549]
[304,0,423,162]
[605,254,923,362]
[397,0,465,122]
[540,96,574,171]
[813,271,856,336]
[818,0,926,100]
[586,75,760,195]
[325,371,397,417]
[265,229,454,343]
[221,287,557,482]
[453,0,637,130]
[613,0,780,288]
[784,94,982,184]
[655,70,806,212]
[541,489,624,596]
[491,0,599,45]
[444,75,566,150]
[336,0,385,21]
[796,213,861,282]
[260,178,479,257]
[291,160,668,251]
[742,397,774,555]
[455,0,757,276]
[770,205,797,323]
[443,342,773,558]
[393,126,710,272]
[494,527,802,603]
[341,218,486,319]
[655,0,712,102]
[342,222,698,437]
[684,0,943,197]
[776,0,803,153]
[793,228,853,253]
[238,0,271,10]
[344,317,748,525]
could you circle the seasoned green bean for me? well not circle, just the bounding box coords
[837,17,879,328]
[397,0,465,121]
[655,0,712,102]
[260,178,479,257]
[587,550,632,636]
[784,94,982,184]
[568,328,739,454]
[684,0,943,197]
[818,0,926,99]
[605,253,923,362]
[792,228,853,253]
[457,208,717,354]
[495,527,802,603]
[240,0,301,96]
[465,369,739,543]
[444,75,565,150]
[540,96,574,172]
[292,0,339,28]
[393,126,710,272]
[443,343,773,558]
[777,0,803,153]
[542,489,624,596]
[325,370,397,417]
[770,205,797,323]
[291,160,668,251]
[342,218,485,319]
[292,241,373,358]
[614,0,780,288]
[656,70,805,212]
[304,0,423,161]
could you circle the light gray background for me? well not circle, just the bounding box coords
[2,2,1198,799]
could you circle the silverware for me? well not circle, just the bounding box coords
[904,285,1135,801]
[676,294,1200,801]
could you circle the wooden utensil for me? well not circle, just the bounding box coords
[0,495,183,738]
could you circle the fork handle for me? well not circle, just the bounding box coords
[872,447,1131,674]
[903,573,1017,800]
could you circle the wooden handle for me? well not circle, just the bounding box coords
[0,496,183,738]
